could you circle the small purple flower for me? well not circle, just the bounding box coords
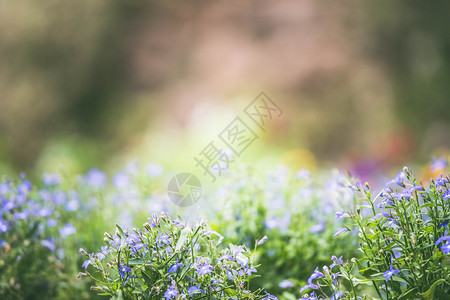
[331,272,340,286]
[41,239,55,251]
[408,182,424,192]
[36,207,53,217]
[164,285,178,299]
[309,223,325,234]
[233,245,246,256]
[82,253,95,269]
[242,265,257,276]
[262,292,278,300]
[17,181,32,195]
[308,267,324,284]
[112,172,130,189]
[196,261,213,275]
[431,157,447,172]
[442,190,450,200]
[439,219,449,229]
[59,223,76,237]
[394,192,411,200]
[147,163,164,178]
[257,235,268,246]
[279,279,294,288]
[330,255,343,268]
[435,174,449,188]
[168,261,184,273]
[118,264,131,278]
[47,218,57,227]
[0,181,10,195]
[187,284,204,296]
[393,171,406,187]
[84,168,107,188]
[42,173,61,187]
[217,254,234,262]
[383,264,400,282]
[336,210,350,218]
[333,228,348,237]
[14,210,29,220]
[436,231,450,255]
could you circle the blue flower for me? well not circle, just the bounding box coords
[408,181,424,192]
[82,253,95,269]
[335,210,350,218]
[232,245,246,256]
[329,255,343,268]
[42,173,61,187]
[168,261,184,273]
[118,264,131,278]
[41,239,55,251]
[383,264,400,282]
[333,228,348,237]
[257,235,268,245]
[0,181,10,195]
[439,220,449,229]
[84,168,107,188]
[394,192,411,200]
[217,254,234,262]
[308,267,324,284]
[164,285,178,299]
[309,223,325,234]
[17,181,32,195]
[14,210,29,220]
[279,279,294,288]
[240,265,257,276]
[435,231,450,255]
[331,272,340,286]
[301,291,317,299]
[431,157,448,172]
[187,284,204,296]
[393,171,406,187]
[196,261,213,275]
[112,172,130,189]
[59,223,76,237]
[435,174,449,188]
[147,163,164,178]
[262,292,278,299]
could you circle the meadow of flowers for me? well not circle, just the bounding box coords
[1,160,449,299]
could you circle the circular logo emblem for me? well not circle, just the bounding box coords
[167,173,202,207]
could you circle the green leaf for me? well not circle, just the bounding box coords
[175,227,191,252]
[398,287,417,300]
[116,224,125,238]
[421,279,447,300]
[129,258,146,265]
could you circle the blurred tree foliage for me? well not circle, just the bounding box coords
[364,0,450,146]
[0,0,143,171]
[1,0,450,174]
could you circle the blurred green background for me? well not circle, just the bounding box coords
[1,0,450,181]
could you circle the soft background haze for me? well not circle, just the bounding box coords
[1,0,449,185]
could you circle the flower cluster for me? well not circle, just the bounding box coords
[301,166,450,299]
[80,213,277,299]
[0,173,80,298]
[213,167,360,295]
